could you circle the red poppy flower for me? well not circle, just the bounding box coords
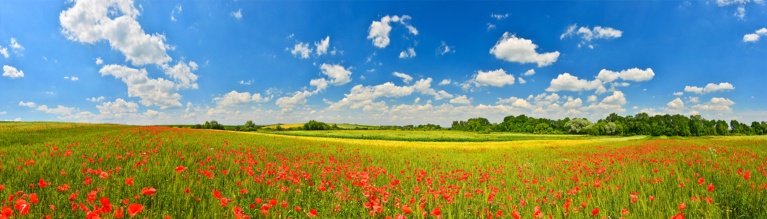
[591,207,599,216]
[707,183,715,192]
[678,203,686,211]
[175,166,186,173]
[127,204,144,217]
[141,187,156,195]
[309,208,318,217]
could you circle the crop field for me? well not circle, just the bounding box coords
[263,130,645,142]
[1,123,766,218]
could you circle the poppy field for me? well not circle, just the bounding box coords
[0,123,766,218]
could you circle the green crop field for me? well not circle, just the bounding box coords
[263,129,646,142]
[1,123,766,218]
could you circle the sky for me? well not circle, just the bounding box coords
[0,0,766,126]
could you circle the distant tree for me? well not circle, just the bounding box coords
[275,125,284,131]
[304,120,330,130]
[564,118,591,134]
[204,121,211,129]
[244,120,255,131]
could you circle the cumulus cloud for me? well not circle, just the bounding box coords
[490,32,560,67]
[60,0,172,66]
[399,47,416,59]
[0,46,7,58]
[320,63,352,85]
[315,36,330,56]
[716,0,763,19]
[393,72,413,84]
[309,78,329,92]
[18,101,36,107]
[9,38,24,54]
[2,65,24,79]
[561,24,622,48]
[693,97,735,113]
[522,69,535,76]
[667,97,684,109]
[290,42,311,59]
[97,98,139,118]
[438,79,451,86]
[673,92,683,96]
[563,97,583,108]
[596,68,655,83]
[449,95,471,105]
[275,90,315,112]
[684,82,735,94]
[470,69,515,87]
[328,78,449,111]
[95,57,103,65]
[367,15,418,48]
[743,27,767,42]
[161,60,199,89]
[99,64,182,109]
[213,90,270,107]
[546,73,603,92]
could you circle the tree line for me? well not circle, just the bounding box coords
[451,113,767,136]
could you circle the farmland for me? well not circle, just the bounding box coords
[1,123,766,218]
[263,130,641,142]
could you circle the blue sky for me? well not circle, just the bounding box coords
[0,0,765,125]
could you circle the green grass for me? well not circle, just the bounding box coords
[0,123,765,218]
[263,129,645,142]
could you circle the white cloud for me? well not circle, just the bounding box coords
[546,73,603,92]
[399,47,416,59]
[522,69,535,76]
[0,111,5,115]
[601,91,627,105]
[97,98,138,118]
[561,24,622,48]
[743,27,767,42]
[291,42,311,59]
[596,68,655,83]
[716,0,763,19]
[161,60,199,89]
[491,13,510,20]
[438,79,451,85]
[239,80,253,85]
[684,82,735,94]
[19,101,36,107]
[393,72,413,84]
[688,96,700,103]
[60,0,172,66]
[309,78,328,92]
[449,95,472,105]
[231,9,242,20]
[437,41,454,55]
[2,65,24,79]
[673,91,683,96]
[490,32,560,67]
[667,97,684,109]
[329,82,414,110]
[213,90,270,107]
[38,105,77,115]
[412,78,453,100]
[170,4,182,22]
[367,15,418,48]
[95,57,103,65]
[0,47,7,58]
[99,64,181,109]
[487,23,496,31]
[314,36,330,56]
[276,90,314,112]
[735,5,746,19]
[587,95,598,102]
[87,96,105,102]
[9,38,24,54]
[320,63,352,85]
[64,76,80,81]
[470,69,515,87]
[693,97,735,113]
[563,97,583,108]
[518,77,526,84]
